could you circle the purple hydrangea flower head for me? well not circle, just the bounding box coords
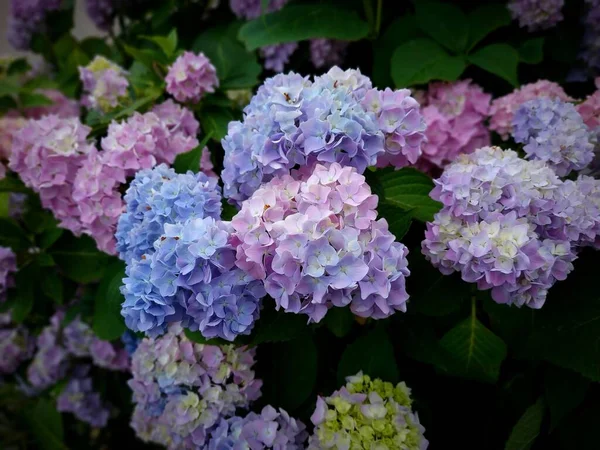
[508,0,564,31]
[580,0,600,76]
[0,314,34,374]
[512,97,594,176]
[128,324,262,449]
[231,162,411,322]
[422,146,600,308]
[0,246,17,302]
[206,405,308,449]
[230,0,288,18]
[57,366,111,428]
[260,43,298,73]
[222,68,425,203]
[166,51,219,104]
[308,372,428,449]
[86,0,115,31]
[310,39,349,69]
[8,0,61,50]
[116,163,222,264]
[79,56,129,113]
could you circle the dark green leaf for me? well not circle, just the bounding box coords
[557,402,600,450]
[261,336,318,411]
[467,4,511,51]
[124,44,164,70]
[80,37,113,59]
[438,305,508,383]
[24,398,67,450]
[519,38,544,64]
[391,38,466,87]
[7,58,31,76]
[238,4,369,51]
[184,329,230,346]
[0,218,31,250]
[36,252,56,267]
[0,176,29,193]
[19,92,53,108]
[338,328,399,384]
[505,398,546,450]
[377,168,441,222]
[42,272,63,304]
[93,261,127,340]
[324,307,354,338]
[250,303,308,346]
[221,201,238,221]
[51,234,111,284]
[53,34,79,70]
[22,209,57,235]
[544,366,589,430]
[376,201,413,240]
[468,43,519,86]
[142,29,178,58]
[173,134,212,174]
[12,268,36,323]
[0,76,20,97]
[0,95,18,113]
[415,1,469,53]
[198,106,234,142]
[0,192,8,217]
[38,227,64,250]
[193,24,262,89]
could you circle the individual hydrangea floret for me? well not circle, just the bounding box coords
[222,67,425,203]
[0,246,17,302]
[489,80,573,139]
[57,366,111,428]
[85,0,115,31]
[512,97,594,176]
[309,372,428,450]
[415,80,491,173]
[206,405,308,449]
[310,39,349,69]
[231,163,411,322]
[165,51,219,104]
[79,56,129,113]
[508,0,564,31]
[116,164,222,264]
[8,0,61,50]
[129,324,262,449]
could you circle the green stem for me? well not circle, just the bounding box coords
[363,0,375,31]
[471,295,477,319]
[375,0,383,36]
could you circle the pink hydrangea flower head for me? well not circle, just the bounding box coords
[0,116,27,162]
[508,0,564,31]
[165,51,219,104]
[24,89,80,119]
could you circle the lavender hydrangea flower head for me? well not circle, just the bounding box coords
[57,365,111,428]
[129,324,262,449]
[8,0,61,50]
[166,51,219,103]
[512,97,594,176]
[222,67,425,203]
[309,372,428,450]
[310,39,349,69]
[116,164,222,264]
[206,405,308,449]
[86,0,115,31]
[261,43,298,73]
[0,246,17,302]
[79,56,129,113]
[508,0,564,31]
[27,312,70,389]
[580,0,600,76]
[0,314,34,374]
[231,163,411,322]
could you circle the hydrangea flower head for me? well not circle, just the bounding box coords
[512,97,594,176]
[580,0,600,76]
[489,80,573,139]
[310,39,349,69]
[508,0,564,31]
[116,164,222,264]
[166,51,219,103]
[79,56,129,113]
[309,372,428,450]
[231,163,411,322]
[8,0,61,50]
[0,313,34,374]
[85,0,114,30]
[129,324,262,449]
[222,68,425,203]
[0,246,17,302]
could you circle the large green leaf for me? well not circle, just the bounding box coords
[141,29,178,59]
[376,168,441,222]
[505,398,546,450]
[415,1,469,53]
[249,303,308,346]
[337,327,399,385]
[11,267,36,323]
[51,234,111,284]
[323,307,354,338]
[0,176,29,194]
[24,398,67,450]
[198,106,235,142]
[519,38,545,64]
[391,38,466,88]
[544,366,589,430]
[376,202,413,240]
[93,261,127,340]
[468,43,519,86]
[19,92,53,108]
[42,271,64,305]
[0,218,31,250]
[467,4,511,51]
[238,4,369,50]
[173,134,213,174]
[438,303,508,383]
[193,24,262,89]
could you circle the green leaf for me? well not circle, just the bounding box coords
[415,1,469,53]
[198,105,235,142]
[184,329,230,346]
[376,201,413,240]
[24,398,67,450]
[324,307,354,338]
[0,192,9,217]
[221,201,238,221]
[42,271,63,304]
[438,303,508,383]
[38,227,64,250]
[0,76,20,97]
[193,24,262,89]
[0,176,29,193]
[391,38,466,87]
[519,38,545,64]
[467,4,511,51]
[19,91,53,108]
[12,267,36,323]
[505,398,546,450]
[51,234,111,284]
[124,44,165,70]
[544,366,589,430]
[142,29,178,59]
[7,58,31,76]
[173,134,212,174]
[93,261,127,340]
[80,37,113,59]
[338,328,399,384]
[0,218,31,250]
[249,303,308,346]
[238,4,369,51]
[468,43,519,86]
[377,168,441,222]
[261,336,318,411]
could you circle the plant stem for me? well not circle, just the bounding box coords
[375,0,383,36]
[363,0,375,32]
